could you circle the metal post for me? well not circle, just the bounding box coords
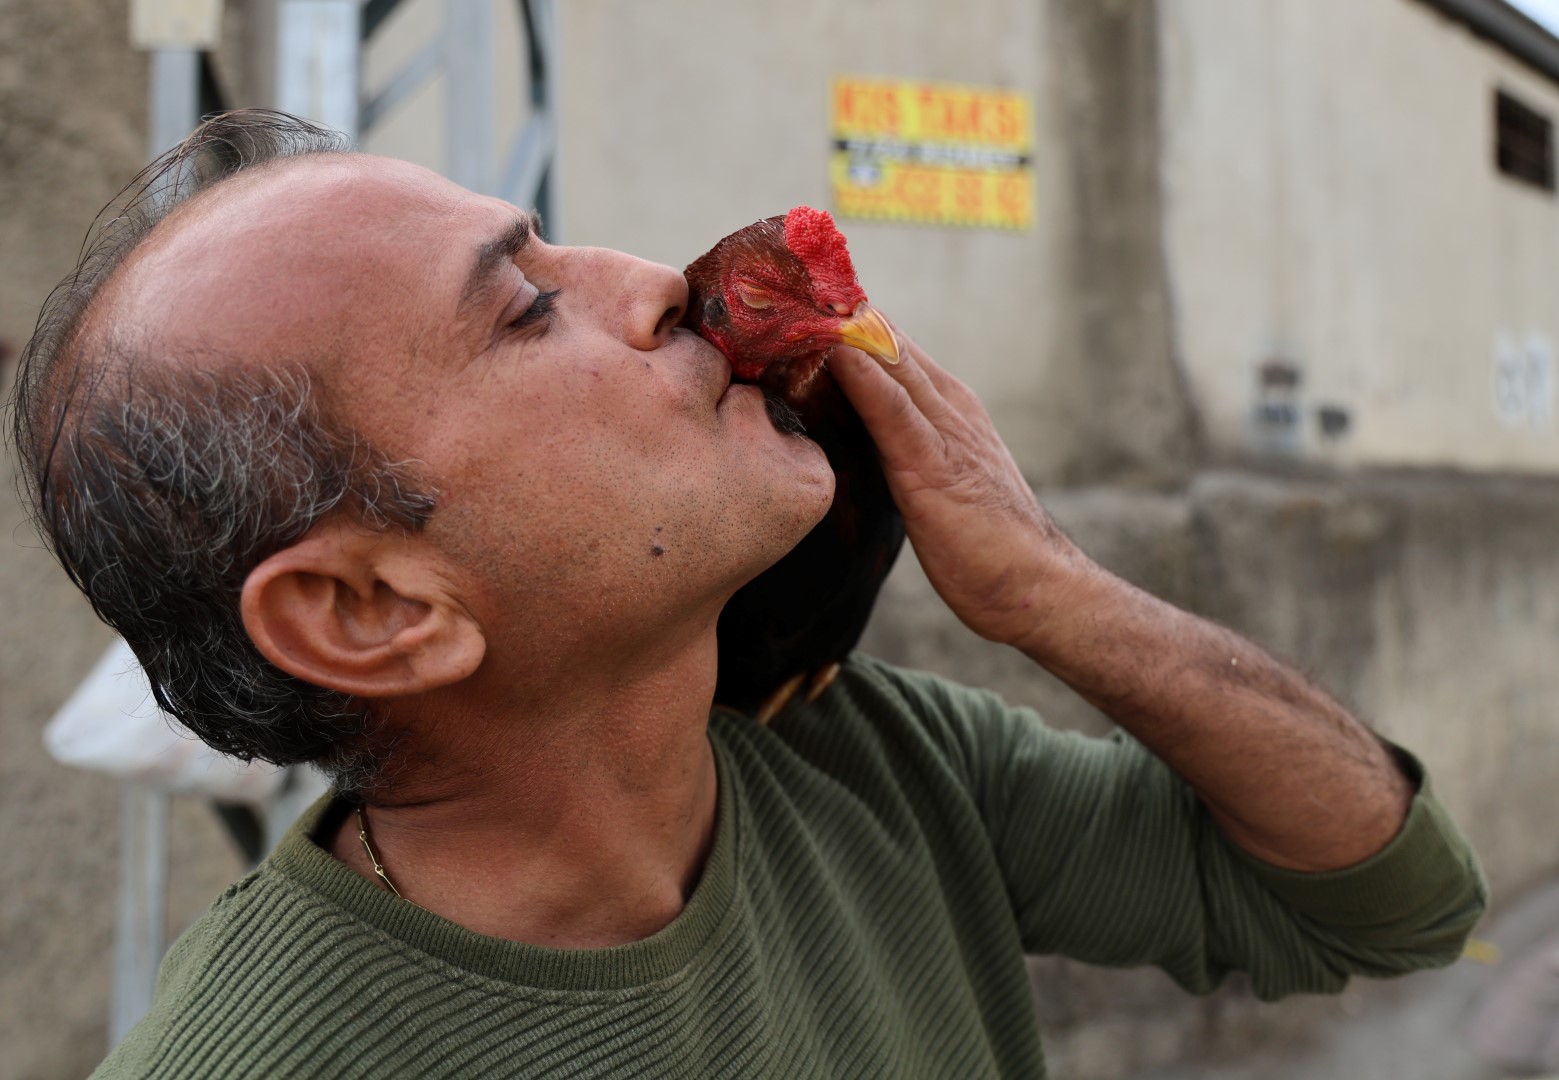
[276,0,362,139]
[498,0,559,231]
[446,0,495,193]
[533,0,560,239]
[110,783,170,1045]
[106,42,203,1045]
[150,49,201,153]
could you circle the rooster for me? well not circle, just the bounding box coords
[684,206,905,723]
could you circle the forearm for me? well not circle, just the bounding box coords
[1016,544,1414,872]
[826,335,1415,872]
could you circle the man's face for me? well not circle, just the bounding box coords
[107,155,835,670]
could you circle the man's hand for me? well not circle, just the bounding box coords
[829,335,1088,649]
[831,330,1414,873]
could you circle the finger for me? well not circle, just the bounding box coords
[841,324,961,435]
[830,346,945,468]
[889,323,983,412]
[892,327,955,390]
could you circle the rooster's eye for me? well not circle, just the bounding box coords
[735,281,773,311]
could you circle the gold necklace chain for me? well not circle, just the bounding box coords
[355,805,426,909]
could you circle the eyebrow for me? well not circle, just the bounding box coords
[457,214,535,318]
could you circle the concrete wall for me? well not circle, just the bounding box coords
[866,465,1559,899]
[555,0,1201,485]
[556,0,1064,480]
[863,466,1559,1077]
[1161,0,1559,473]
[374,0,1559,479]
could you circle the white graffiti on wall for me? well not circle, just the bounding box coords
[1492,334,1556,433]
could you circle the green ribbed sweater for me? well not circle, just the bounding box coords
[96,656,1486,1079]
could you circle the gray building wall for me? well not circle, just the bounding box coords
[555,0,1198,486]
[1162,0,1559,472]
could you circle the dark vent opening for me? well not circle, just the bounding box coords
[1496,89,1555,193]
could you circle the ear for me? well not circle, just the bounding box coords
[240,517,485,699]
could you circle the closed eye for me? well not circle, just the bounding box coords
[509,288,560,332]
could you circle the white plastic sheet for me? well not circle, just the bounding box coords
[44,638,287,803]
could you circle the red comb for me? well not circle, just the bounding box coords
[783,206,865,304]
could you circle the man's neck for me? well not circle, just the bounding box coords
[327,636,722,949]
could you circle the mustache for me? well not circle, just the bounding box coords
[761,391,807,436]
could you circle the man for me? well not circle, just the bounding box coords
[13,112,1484,1078]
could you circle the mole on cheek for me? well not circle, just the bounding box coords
[651,544,666,557]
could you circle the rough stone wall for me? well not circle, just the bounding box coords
[0,3,246,1078]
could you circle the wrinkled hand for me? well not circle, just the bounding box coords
[830,329,1087,649]
[835,330,1424,875]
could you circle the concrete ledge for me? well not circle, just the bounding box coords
[861,468,1559,1075]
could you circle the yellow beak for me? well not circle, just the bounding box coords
[836,303,901,365]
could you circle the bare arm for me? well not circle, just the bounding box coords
[830,333,1413,872]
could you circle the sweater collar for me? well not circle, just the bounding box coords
[264,722,743,992]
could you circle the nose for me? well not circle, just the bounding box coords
[600,250,687,350]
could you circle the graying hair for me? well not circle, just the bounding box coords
[8,111,438,792]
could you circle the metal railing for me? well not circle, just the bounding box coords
[279,0,559,224]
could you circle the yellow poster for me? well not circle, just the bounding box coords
[830,77,1034,231]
